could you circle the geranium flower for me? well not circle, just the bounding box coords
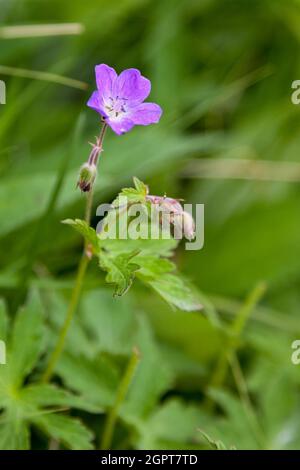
[87,64,162,135]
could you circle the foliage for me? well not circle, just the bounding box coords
[64,177,202,309]
[0,0,299,450]
[0,293,98,449]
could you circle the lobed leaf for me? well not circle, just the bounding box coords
[9,290,45,388]
[33,413,94,450]
[99,250,140,296]
[62,219,99,252]
[20,384,102,414]
[139,272,202,312]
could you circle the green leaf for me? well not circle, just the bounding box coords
[20,384,102,414]
[99,250,140,296]
[55,353,119,408]
[139,272,202,312]
[63,183,201,311]
[133,176,148,196]
[0,299,8,342]
[112,177,148,207]
[62,219,99,252]
[134,255,175,278]
[33,413,93,450]
[248,360,300,449]
[9,290,45,388]
[101,231,177,257]
[137,398,206,449]
[113,188,145,206]
[43,288,97,359]
[0,291,95,451]
[0,418,30,450]
[205,389,260,450]
[82,289,138,356]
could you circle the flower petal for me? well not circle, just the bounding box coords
[87,90,109,118]
[115,68,151,104]
[95,64,117,101]
[129,103,162,126]
[106,117,135,135]
[87,90,100,112]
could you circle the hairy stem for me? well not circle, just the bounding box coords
[41,123,107,383]
[101,347,140,450]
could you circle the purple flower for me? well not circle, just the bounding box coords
[87,64,162,135]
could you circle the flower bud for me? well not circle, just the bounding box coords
[159,197,183,216]
[182,210,195,240]
[147,195,182,216]
[77,162,97,192]
[147,194,195,240]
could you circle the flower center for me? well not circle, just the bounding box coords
[105,96,127,119]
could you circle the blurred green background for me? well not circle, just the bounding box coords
[0,0,300,450]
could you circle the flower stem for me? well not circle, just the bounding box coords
[41,246,89,383]
[41,123,107,383]
[100,347,140,450]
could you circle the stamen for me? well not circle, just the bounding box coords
[105,96,127,119]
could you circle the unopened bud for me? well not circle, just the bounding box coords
[147,195,182,216]
[159,197,183,216]
[182,211,195,240]
[147,194,195,240]
[77,162,97,192]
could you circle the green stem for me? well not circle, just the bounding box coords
[229,352,266,448]
[231,281,267,337]
[41,123,107,383]
[101,347,140,450]
[205,281,266,407]
[41,251,90,383]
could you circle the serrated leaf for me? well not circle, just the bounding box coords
[43,287,99,360]
[82,289,138,356]
[99,250,140,296]
[112,177,148,207]
[133,176,148,196]
[33,413,93,450]
[55,353,119,408]
[62,219,99,252]
[134,255,175,278]
[114,188,145,205]
[139,272,202,312]
[0,291,96,451]
[20,384,102,414]
[101,230,178,256]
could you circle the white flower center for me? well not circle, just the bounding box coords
[105,96,127,120]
